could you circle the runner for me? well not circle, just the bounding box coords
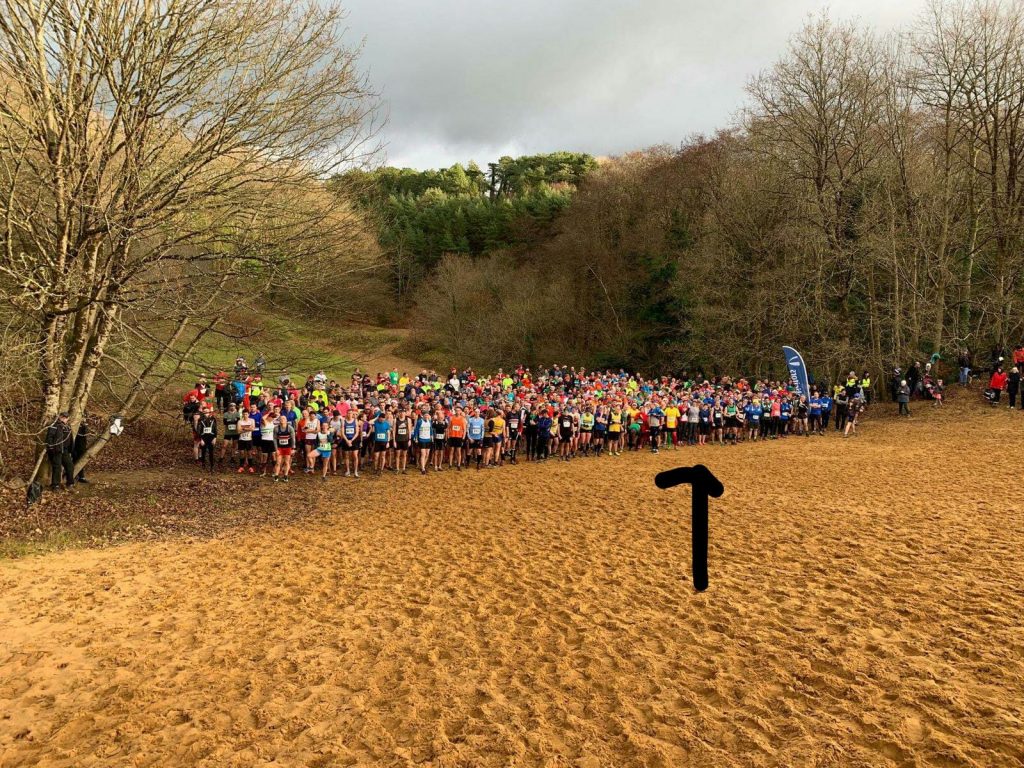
[431,406,448,471]
[819,391,832,435]
[796,396,808,436]
[698,401,711,446]
[844,395,864,437]
[557,409,574,461]
[373,409,392,474]
[664,401,679,450]
[197,406,217,472]
[258,407,276,476]
[415,407,434,474]
[524,406,539,461]
[237,408,255,473]
[627,408,642,451]
[648,402,664,454]
[768,397,780,440]
[579,405,594,455]
[393,407,412,474]
[272,415,295,482]
[734,399,746,442]
[482,408,505,468]
[607,405,622,455]
[724,399,738,444]
[341,409,361,477]
[327,409,343,475]
[301,408,320,474]
[592,405,607,456]
[357,408,371,464]
[220,402,240,466]
[569,407,580,459]
[445,407,466,470]
[506,403,525,463]
[686,398,700,446]
[549,406,561,457]
[807,392,820,436]
[467,408,486,469]
[712,400,724,445]
[316,420,333,479]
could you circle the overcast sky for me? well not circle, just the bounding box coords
[342,0,928,170]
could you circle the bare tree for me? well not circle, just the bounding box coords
[956,1,1024,348]
[746,14,889,372]
[0,0,378,484]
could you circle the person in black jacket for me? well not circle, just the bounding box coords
[906,362,922,398]
[196,407,218,472]
[1009,367,1021,410]
[73,414,89,483]
[834,388,849,431]
[45,412,75,490]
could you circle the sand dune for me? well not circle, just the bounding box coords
[2,396,1023,766]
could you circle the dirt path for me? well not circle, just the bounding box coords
[2,395,1023,767]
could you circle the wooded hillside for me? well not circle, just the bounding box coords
[392,5,1024,380]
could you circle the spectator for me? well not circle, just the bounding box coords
[989,365,1008,406]
[1008,367,1021,410]
[907,362,922,398]
[73,414,89,483]
[45,412,75,490]
[859,370,872,404]
[958,349,971,386]
[897,380,911,416]
[1014,344,1024,375]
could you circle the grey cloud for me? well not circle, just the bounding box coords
[343,0,926,168]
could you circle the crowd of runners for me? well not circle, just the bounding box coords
[181,360,872,479]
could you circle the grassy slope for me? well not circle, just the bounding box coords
[185,313,422,390]
[121,312,425,434]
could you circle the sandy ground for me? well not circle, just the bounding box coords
[2,394,1023,767]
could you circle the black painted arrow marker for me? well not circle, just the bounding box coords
[655,464,724,592]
